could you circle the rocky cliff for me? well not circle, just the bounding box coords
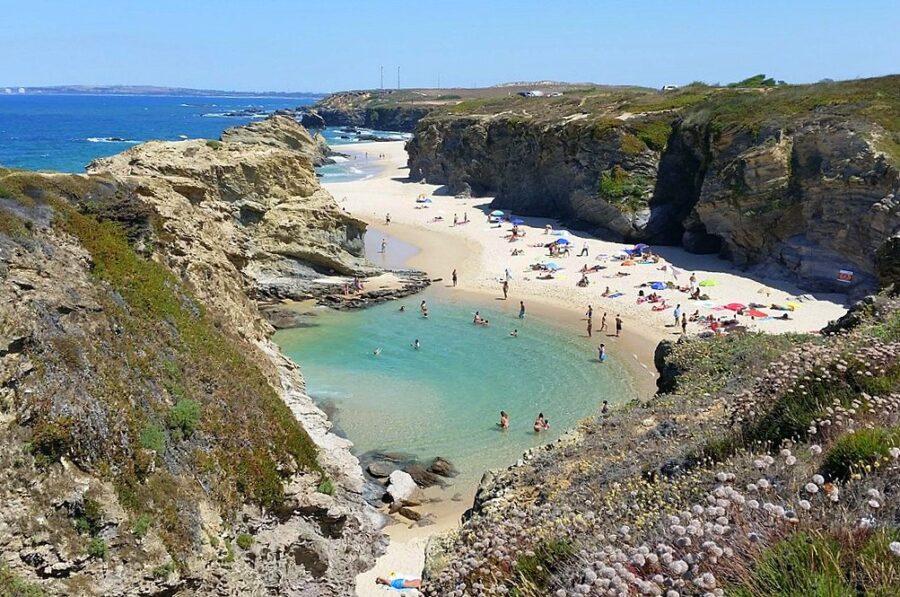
[407,77,900,293]
[0,117,386,595]
[298,91,437,132]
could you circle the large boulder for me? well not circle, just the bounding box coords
[427,457,458,478]
[403,465,445,488]
[386,471,425,505]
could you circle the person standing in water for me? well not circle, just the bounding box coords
[413,339,421,350]
[601,400,610,414]
[502,279,509,300]
[452,269,458,287]
[499,411,509,429]
[586,317,593,338]
[380,238,387,254]
[598,343,607,362]
[519,301,526,319]
[533,413,548,432]
[615,314,623,337]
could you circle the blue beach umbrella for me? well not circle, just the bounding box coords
[490,209,505,216]
[555,238,571,245]
[544,262,561,270]
[511,218,525,225]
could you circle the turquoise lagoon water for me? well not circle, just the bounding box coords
[275,289,638,488]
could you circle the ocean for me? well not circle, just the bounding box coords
[0,94,409,178]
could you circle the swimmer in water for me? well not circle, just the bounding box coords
[413,339,420,350]
[399,305,406,312]
[499,410,509,429]
[510,329,518,337]
[373,348,382,356]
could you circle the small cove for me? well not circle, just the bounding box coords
[275,230,640,493]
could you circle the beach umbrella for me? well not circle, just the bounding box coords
[490,210,505,216]
[699,279,717,287]
[555,238,571,245]
[633,243,650,251]
[544,262,561,270]
[724,303,746,311]
[511,218,525,225]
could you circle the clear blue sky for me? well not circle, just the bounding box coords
[3,0,897,92]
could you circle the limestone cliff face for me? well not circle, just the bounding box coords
[89,115,374,322]
[407,78,900,293]
[0,117,385,595]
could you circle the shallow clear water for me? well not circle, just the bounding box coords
[275,289,637,488]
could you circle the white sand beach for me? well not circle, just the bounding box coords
[325,141,850,596]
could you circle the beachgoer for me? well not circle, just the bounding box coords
[505,268,512,281]
[602,286,611,297]
[453,213,458,226]
[499,411,509,429]
[473,311,481,324]
[380,238,387,254]
[373,348,382,356]
[420,300,427,314]
[399,305,406,312]
[519,301,526,319]
[463,212,468,223]
[681,313,687,334]
[534,413,548,432]
[376,578,422,590]
[598,343,607,362]
[601,400,609,414]
[452,268,458,287]
[615,315,623,337]
[587,318,593,337]
[600,312,608,332]
[414,339,420,350]
[385,213,391,225]
[586,304,593,320]
[510,329,518,337]
[673,304,682,326]
[579,242,589,257]
[502,279,509,299]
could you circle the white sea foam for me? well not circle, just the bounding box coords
[85,137,140,144]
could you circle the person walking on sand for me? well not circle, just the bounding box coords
[598,343,607,362]
[579,242,589,257]
[586,304,593,320]
[502,279,509,300]
[599,312,608,332]
[587,317,593,337]
[453,213,458,226]
[673,303,682,327]
[385,212,391,225]
[681,313,687,335]
[615,314,623,337]
[519,301,526,319]
[452,268,458,287]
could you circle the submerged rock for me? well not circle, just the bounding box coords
[427,457,459,478]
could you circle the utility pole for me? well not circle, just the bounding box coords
[380,66,383,90]
[397,66,400,90]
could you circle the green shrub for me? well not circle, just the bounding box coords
[86,538,108,559]
[0,563,46,597]
[820,427,900,481]
[205,140,222,150]
[236,533,254,550]
[597,166,651,212]
[132,513,153,538]
[152,562,176,579]
[731,532,852,596]
[139,424,166,454]
[0,209,31,238]
[317,477,335,495]
[74,498,104,536]
[509,539,574,596]
[169,399,200,437]
[29,417,74,466]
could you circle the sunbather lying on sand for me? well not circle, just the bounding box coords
[377,577,423,590]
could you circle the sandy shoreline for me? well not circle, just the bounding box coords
[322,140,849,596]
